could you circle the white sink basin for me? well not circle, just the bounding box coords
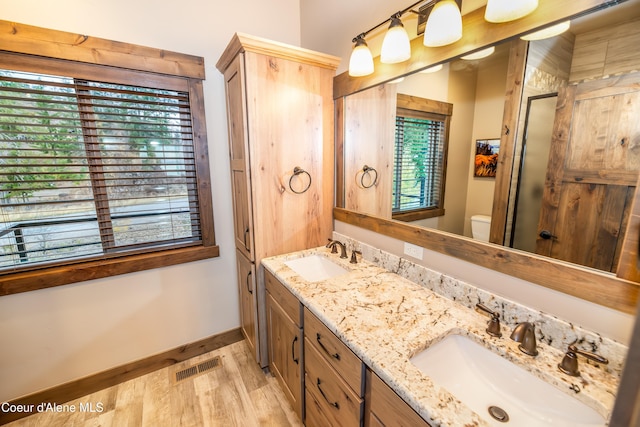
[284,255,349,282]
[410,334,605,427]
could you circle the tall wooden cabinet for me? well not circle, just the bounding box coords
[216,33,340,366]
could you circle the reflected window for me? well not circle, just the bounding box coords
[392,94,452,221]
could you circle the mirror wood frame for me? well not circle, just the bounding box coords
[333,0,640,314]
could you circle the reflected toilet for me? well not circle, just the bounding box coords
[471,215,491,242]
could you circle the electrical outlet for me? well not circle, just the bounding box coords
[403,242,424,260]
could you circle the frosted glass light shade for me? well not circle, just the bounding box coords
[461,46,495,60]
[420,64,444,73]
[424,0,463,47]
[348,38,374,77]
[380,17,411,64]
[485,0,538,23]
[521,21,571,41]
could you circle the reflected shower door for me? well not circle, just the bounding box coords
[511,95,556,252]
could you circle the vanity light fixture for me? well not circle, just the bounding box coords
[423,0,463,47]
[347,0,426,77]
[420,64,444,73]
[521,21,571,41]
[381,14,412,64]
[349,35,375,77]
[461,46,495,60]
[485,0,538,23]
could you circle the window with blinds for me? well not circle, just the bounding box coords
[392,94,452,221]
[0,69,202,271]
[393,115,447,212]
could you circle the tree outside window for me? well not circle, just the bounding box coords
[392,94,452,222]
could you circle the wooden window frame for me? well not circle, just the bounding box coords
[0,21,218,296]
[392,94,452,222]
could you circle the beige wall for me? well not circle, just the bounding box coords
[463,50,510,237]
[0,0,301,402]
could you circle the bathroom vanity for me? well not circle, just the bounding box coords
[262,239,625,426]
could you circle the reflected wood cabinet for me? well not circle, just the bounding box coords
[216,34,340,366]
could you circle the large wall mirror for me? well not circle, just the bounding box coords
[334,0,640,313]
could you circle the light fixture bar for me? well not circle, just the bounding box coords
[350,0,432,44]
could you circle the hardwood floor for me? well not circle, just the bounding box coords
[6,340,303,427]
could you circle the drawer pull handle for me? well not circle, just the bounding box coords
[291,336,299,364]
[243,227,250,252]
[316,333,340,360]
[316,378,340,409]
[246,271,253,294]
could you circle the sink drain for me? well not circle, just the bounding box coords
[488,406,509,423]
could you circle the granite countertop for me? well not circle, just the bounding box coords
[261,246,620,427]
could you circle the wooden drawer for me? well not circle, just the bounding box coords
[304,307,363,394]
[305,388,334,427]
[265,269,302,327]
[305,338,363,427]
[365,369,431,427]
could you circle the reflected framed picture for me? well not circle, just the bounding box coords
[474,138,500,178]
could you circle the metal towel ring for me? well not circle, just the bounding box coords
[289,166,312,194]
[361,165,378,189]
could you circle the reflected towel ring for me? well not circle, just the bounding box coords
[361,165,378,189]
[289,166,312,194]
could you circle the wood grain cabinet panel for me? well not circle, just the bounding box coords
[365,369,431,427]
[265,270,304,419]
[305,338,363,426]
[216,34,339,366]
[236,250,257,357]
[304,308,364,426]
[304,307,364,394]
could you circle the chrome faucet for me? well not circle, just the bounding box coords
[326,239,348,259]
[510,322,538,356]
[558,344,609,377]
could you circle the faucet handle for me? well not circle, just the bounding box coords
[350,250,362,264]
[558,344,609,377]
[326,238,338,253]
[475,303,502,338]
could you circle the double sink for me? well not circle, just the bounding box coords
[281,252,609,426]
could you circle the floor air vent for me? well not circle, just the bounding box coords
[171,356,221,384]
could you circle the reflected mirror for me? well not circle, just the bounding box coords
[340,0,640,275]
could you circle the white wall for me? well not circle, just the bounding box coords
[0,0,300,401]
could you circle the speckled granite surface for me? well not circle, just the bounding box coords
[261,243,627,427]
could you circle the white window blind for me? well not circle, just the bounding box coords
[393,115,445,212]
[0,69,201,271]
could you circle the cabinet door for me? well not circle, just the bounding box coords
[224,55,254,260]
[266,290,303,418]
[243,52,335,260]
[236,250,257,358]
[365,370,431,427]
